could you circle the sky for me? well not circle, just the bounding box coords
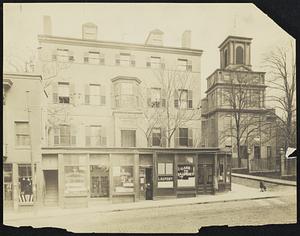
[3,3,294,98]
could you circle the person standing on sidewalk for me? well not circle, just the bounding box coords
[259,180,267,192]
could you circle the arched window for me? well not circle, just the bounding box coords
[224,49,228,67]
[236,46,244,64]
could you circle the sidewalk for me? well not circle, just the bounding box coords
[232,173,297,186]
[4,183,294,222]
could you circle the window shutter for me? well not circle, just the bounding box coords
[161,88,167,107]
[85,126,91,146]
[174,128,179,147]
[100,53,105,65]
[146,57,151,67]
[188,128,193,147]
[115,54,120,65]
[100,85,106,105]
[174,89,179,108]
[69,51,74,62]
[71,124,76,146]
[52,49,57,61]
[85,84,90,105]
[161,127,167,147]
[69,83,75,105]
[84,52,89,63]
[101,126,107,146]
[160,58,165,70]
[147,88,152,107]
[52,83,58,104]
[130,55,136,67]
[188,90,193,109]
[54,127,59,145]
[187,60,192,71]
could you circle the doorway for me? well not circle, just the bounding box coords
[139,167,153,200]
[44,170,58,206]
[197,164,214,194]
[90,165,109,198]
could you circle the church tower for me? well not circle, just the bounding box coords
[219,36,252,70]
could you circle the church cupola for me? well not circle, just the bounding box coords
[219,36,252,70]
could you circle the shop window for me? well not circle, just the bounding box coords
[64,166,87,196]
[15,121,30,146]
[4,164,13,201]
[177,164,195,187]
[121,130,136,147]
[58,82,70,104]
[18,164,33,203]
[157,162,173,188]
[113,166,134,193]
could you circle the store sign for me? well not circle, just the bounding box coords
[158,176,173,188]
[177,165,195,187]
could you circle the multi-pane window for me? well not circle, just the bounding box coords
[121,130,136,147]
[254,146,261,159]
[174,89,192,109]
[90,84,100,105]
[15,122,30,146]
[114,82,139,109]
[54,125,76,146]
[152,128,161,146]
[150,88,161,107]
[267,146,272,159]
[86,125,106,146]
[121,83,133,95]
[147,56,164,69]
[177,59,192,71]
[55,48,73,62]
[179,128,188,146]
[116,53,135,67]
[58,82,70,104]
[158,163,173,175]
[84,51,105,65]
[18,164,33,203]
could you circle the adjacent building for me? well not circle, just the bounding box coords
[3,73,47,210]
[201,36,278,173]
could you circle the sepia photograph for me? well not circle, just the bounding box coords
[2,2,297,234]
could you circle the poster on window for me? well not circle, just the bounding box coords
[64,166,87,196]
[157,176,174,188]
[177,165,195,187]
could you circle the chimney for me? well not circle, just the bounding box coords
[145,29,164,46]
[43,15,52,35]
[182,30,191,48]
[82,22,98,40]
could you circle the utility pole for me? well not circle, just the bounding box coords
[26,91,36,205]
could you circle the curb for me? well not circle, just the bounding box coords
[4,195,279,221]
[232,174,297,187]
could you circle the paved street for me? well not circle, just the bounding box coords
[4,185,296,233]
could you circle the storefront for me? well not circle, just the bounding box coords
[40,147,231,208]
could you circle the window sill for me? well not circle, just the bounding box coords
[18,202,34,206]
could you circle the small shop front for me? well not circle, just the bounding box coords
[39,147,231,208]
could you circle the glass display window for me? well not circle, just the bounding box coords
[64,166,87,196]
[113,166,134,193]
[18,164,33,203]
[4,164,13,201]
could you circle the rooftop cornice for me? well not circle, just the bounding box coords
[38,34,203,56]
[219,35,253,49]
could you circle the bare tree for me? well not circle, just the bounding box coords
[219,72,273,167]
[139,66,201,147]
[263,42,296,149]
